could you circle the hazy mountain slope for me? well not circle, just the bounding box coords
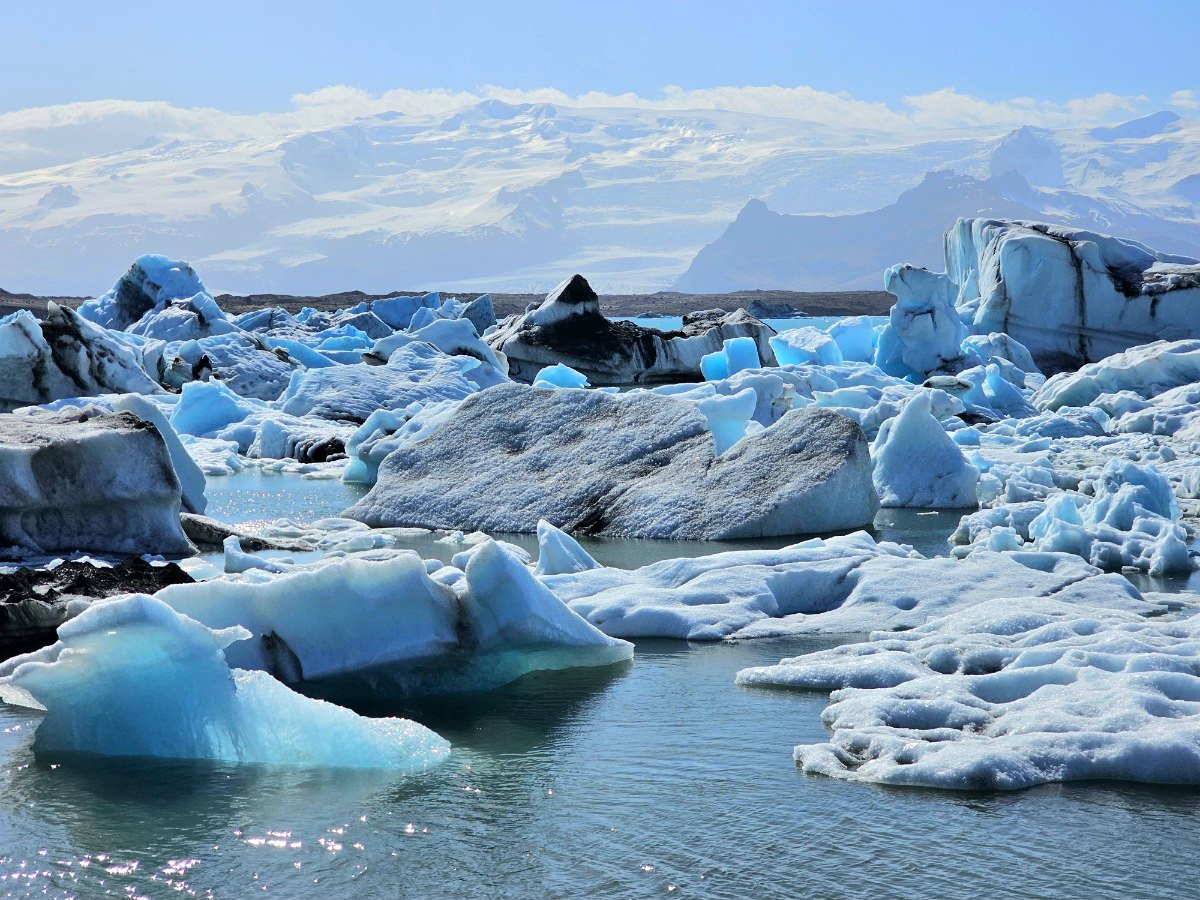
[674,166,1200,292]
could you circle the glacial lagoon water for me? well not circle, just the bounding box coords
[3,472,1200,899]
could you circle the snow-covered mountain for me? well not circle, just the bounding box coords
[678,113,1200,291]
[0,103,1198,295]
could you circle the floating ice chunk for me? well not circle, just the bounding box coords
[170,379,261,436]
[0,407,192,558]
[0,305,161,411]
[826,316,879,363]
[961,332,1040,375]
[79,255,208,331]
[739,594,1200,790]
[156,333,302,400]
[1035,339,1200,414]
[871,391,978,508]
[0,594,449,770]
[874,264,968,379]
[347,384,878,540]
[461,294,496,333]
[156,543,631,696]
[946,219,1200,366]
[488,276,776,384]
[534,520,601,576]
[953,459,1195,575]
[127,291,237,342]
[954,363,1037,419]
[533,363,590,390]
[370,292,441,330]
[223,536,288,575]
[701,336,762,381]
[695,388,758,454]
[366,317,507,375]
[769,327,843,366]
[276,343,503,423]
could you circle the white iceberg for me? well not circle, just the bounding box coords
[156,540,632,696]
[871,391,979,508]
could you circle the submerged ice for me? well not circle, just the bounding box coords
[0,594,450,770]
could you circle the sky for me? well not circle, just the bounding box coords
[3,0,1198,120]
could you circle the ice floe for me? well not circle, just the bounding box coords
[542,532,1142,639]
[738,594,1200,790]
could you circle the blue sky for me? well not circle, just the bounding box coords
[3,0,1197,116]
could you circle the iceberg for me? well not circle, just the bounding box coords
[769,326,844,367]
[0,594,450,770]
[700,336,763,380]
[276,342,505,423]
[873,264,968,379]
[485,274,778,384]
[155,540,632,697]
[0,408,192,558]
[871,391,979,508]
[945,219,1200,367]
[0,305,161,411]
[346,383,879,539]
[78,255,208,331]
[1034,339,1200,412]
[952,458,1195,575]
[534,519,601,576]
[826,316,879,363]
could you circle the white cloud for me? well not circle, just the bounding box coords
[1171,89,1200,110]
[0,83,1159,175]
[902,88,1143,130]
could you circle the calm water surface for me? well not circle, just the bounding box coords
[4,636,1200,899]
[4,474,1199,899]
